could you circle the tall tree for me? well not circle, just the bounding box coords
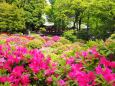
[0,0,47,33]
[47,0,73,31]
[70,0,88,30]
[13,0,46,32]
[0,2,25,32]
[84,0,115,39]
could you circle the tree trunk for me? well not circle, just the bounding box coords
[76,22,78,31]
[87,15,90,40]
[25,22,31,35]
[78,17,82,31]
[73,11,79,31]
[73,21,76,29]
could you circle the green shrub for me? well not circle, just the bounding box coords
[61,50,76,58]
[85,40,111,56]
[0,40,6,44]
[47,53,59,61]
[84,38,115,57]
[71,42,83,51]
[62,30,77,42]
[31,34,45,43]
[39,27,46,33]
[31,33,41,38]
[54,44,71,54]
[0,3,25,32]
[105,34,115,53]
[86,39,105,48]
[27,39,44,49]
[105,38,115,53]
[24,54,32,59]
[40,47,55,55]
[51,42,63,48]
[9,41,15,46]
[76,30,88,40]
[97,38,115,58]
[59,37,71,44]
[76,39,86,43]
[109,33,115,39]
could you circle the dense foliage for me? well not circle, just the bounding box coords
[47,0,115,39]
[0,0,114,39]
[0,0,46,33]
[0,3,25,32]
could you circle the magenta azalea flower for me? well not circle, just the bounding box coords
[21,74,30,86]
[100,57,111,67]
[44,69,55,76]
[58,79,66,86]
[0,58,6,63]
[82,51,88,57]
[95,65,103,74]
[44,40,55,47]
[111,62,115,68]
[46,77,53,84]
[66,57,75,65]
[52,36,60,42]
[12,66,25,74]
[0,76,8,83]
[88,47,100,58]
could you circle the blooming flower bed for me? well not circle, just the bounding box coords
[0,44,114,86]
[0,34,114,86]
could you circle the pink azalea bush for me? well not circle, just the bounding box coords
[43,36,60,47]
[0,34,34,48]
[6,36,30,46]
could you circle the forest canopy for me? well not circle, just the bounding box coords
[0,0,115,39]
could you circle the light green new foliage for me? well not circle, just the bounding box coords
[59,37,71,44]
[0,40,6,44]
[47,0,115,40]
[0,0,47,32]
[47,0,74,29]
[23,0,46,28]
[0,0,114,40]
[51,42,63,48]
[109,33,115,39]
[27,39,44,49]
[86,39,105,48]
[105,34,115,53]
[63,30,77,42]
[84,0,115,39]
[47,53,59,61]
[0,2,25,32]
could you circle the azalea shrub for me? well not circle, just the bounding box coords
[105,36,115,53]
[27,39,44,49]
[58,37,71,45]
[62,30,77,42]
[0,33,33,47]
[84,38,115,61]
[0,33,115,86]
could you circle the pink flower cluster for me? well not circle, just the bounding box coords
[43,36,60,47]
[67,48,115,86]
[6,36,30,46]
[0,34,33,47]
[52,36,60,42]
[0,44,56,86]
